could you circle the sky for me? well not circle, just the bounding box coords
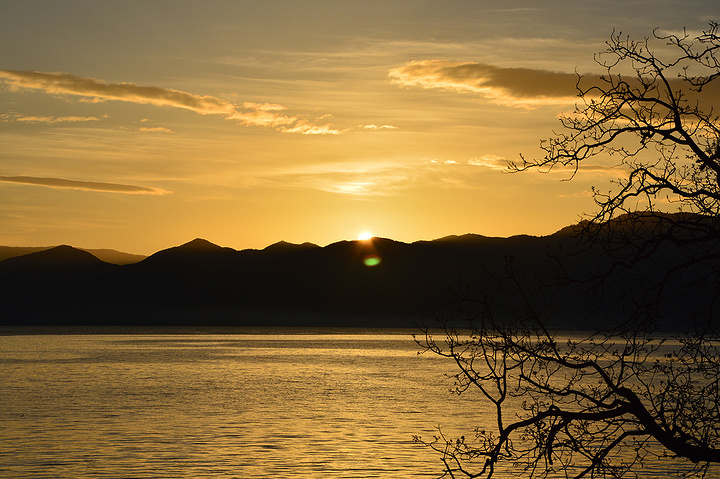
[1,1,719,255]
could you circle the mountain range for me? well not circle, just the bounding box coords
[1,214,717,331]
[0,246,146,265]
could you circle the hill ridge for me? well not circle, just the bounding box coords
[0,212,715,331]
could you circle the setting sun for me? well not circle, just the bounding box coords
[358,231,374,241]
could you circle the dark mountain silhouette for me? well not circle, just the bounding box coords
[0,214,717,330]
[262,240,320,252]
[84,248,146,265]
[0,246,49,262]
[0,246,119,325]
[139,238,237,269]
[0,245,145,265]
[0,245,113,272]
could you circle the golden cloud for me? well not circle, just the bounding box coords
[388,60,585,106]
[0,70,235,115]
[138,126,173,133]
[241,102,287,111]
[0,175,172,195]
[0,113,100,124]
[250,156,522,196]
[280,119,341,135]
[227,109,297,128]
[0,70,340,134]
[361,124,397,130]
[389,60,720,110]
[468,155,509,170]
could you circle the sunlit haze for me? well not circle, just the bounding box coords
[1,1,715,254]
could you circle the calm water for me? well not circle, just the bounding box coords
[0,330,712,478]
[0,330,489,478]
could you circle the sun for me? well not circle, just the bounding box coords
[358,231,373,241]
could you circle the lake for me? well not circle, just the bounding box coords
[0,329,712,478]
[0,329,489,478]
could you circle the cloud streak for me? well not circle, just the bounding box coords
[1,113,100,124]
[252,156,518,197]
[0,70,338,134]
[0,175,171,195]
[388,60,587,107]
[0,70,235,115]
[468,155,509,170]
[279,119,342,135]
[362,124,397,130]
[138,126,173,133]
[389,60,720,110]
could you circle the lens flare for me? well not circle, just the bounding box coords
[363,255,381,266]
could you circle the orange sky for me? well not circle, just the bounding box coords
[1,1,717,254]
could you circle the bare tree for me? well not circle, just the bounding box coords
[417,23,720,478]
[515,22,720,269]
[519,23,720,220]
[417,287,720,478]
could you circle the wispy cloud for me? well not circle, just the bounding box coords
[1,113,100,124]
[0,70,235,114]
[252,156,514,197]
[427,155,509,170]
[388,60,585,107]
[0,70,339,134]
[138,126,173,133]
[227,101,298,128]
[468,155,508,170]
[0,175,171,195]
[389,60,720,109]
[251,161,417,196]
[279,119,342,135]
[258,171,390,197]
[361,124,397,130]
[461,152,628,181]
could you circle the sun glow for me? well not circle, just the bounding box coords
[358,231,373,241]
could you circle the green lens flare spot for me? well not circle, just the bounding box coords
[363,255,381,267]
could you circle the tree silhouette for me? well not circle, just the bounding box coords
[417,23,720,478]
[515,22,720,281]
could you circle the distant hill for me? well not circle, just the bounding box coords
[0,245,112,271]
[0,214,717,330]
[84,248,146,265]
[0,246,48,262]
[139,238,237,270]
[0,245,146,265]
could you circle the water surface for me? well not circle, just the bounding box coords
[0,329,710,478]
[0,330,483,478]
